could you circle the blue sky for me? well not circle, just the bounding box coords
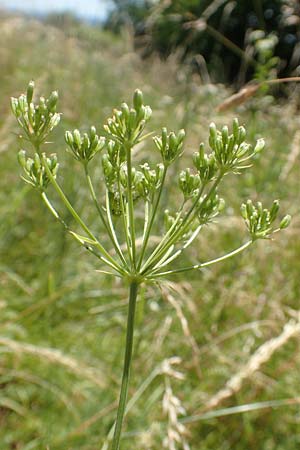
[0,0,112,21]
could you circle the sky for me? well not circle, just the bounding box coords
[0,0,112,22]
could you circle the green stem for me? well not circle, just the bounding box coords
[41,192,122,275]
[137,165,167,270]
[117,170,132,267]
[126,144,136,270]
[142,174,223,275]
[84,164,128,269]
[139,201,185,274]
[40,153,123,274]
[151,240,253,278]
[111,281,139,450]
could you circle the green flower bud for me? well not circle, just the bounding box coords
[48,113,60,131]
[209,123,218,142]
[65,130,74,146]
[269,199,279,221]
[129,109,137,129]
[240,203,247,219]
[73,129,82,148]
[143,105,152,121]
[246,199,254,217]
[18,95,27,114]
[177,129,186,143]
[121,103,130,122]
[254,138,265,154]
[257,202,263,215]
[39,97,47,114]
[90,126,96,140]
[238,126,246,144]
[10,97,20,117]
[133,89,143,111]
[34,153,41,170]
[161,128,167,148]
[83,133,90,150]
[261,209,269,227]
[233,118,239,139]
[218,197,226,212]
[279,215,291,229]
[17,150,27,168]
[169,132,177,149]
[26,80,35,105]
[222,126,228,145]
[47,91,59,112]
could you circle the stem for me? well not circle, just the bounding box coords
[151,240,253,278]
[41,192,123,275]
[40,153,122,273]
[142,173,223,275]
[126,144,136,269]
[111,281,139,450]
[137,165,167,270]
[84,164,128,268]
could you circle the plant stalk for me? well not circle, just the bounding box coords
[111,281,139,450]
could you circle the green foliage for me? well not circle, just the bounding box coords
[107,0,300,83]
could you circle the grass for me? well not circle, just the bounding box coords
[1,12,300,450]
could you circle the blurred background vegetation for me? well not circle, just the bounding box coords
[0,1,300,449]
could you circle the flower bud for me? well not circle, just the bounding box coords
[65,131,73,146]
[233,118,239,139]
[39,97,47,114]
[10,97,20,116]
[17,150,27,168]
[177,129,186,143]
[90,126,96,140]
[143,105,152,121]
[169,132,177,149]
[18,95,27,114]
[133,89,143,111]
[34,153,41,170]
[246,199,254,217]
[83,133,90,150]
[279,215,291,229]
[218,197,226,212]
[121,103,130,122]
[48,113,60,131]
[73,129,82,148]
[209,123,217,142]
[254,138,265,154]
[47,91,59,112]
[238,126,246,144]
[129,109,137,129]
[269,199,279,221]
[26,80,35,105]
[240,203,247,219]
[222,126,228,145]
[161,128,167,148]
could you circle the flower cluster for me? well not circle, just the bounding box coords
[241,199,291,240]
[209,119,265,173]
[65,127,105,163]
[153,128,186,165]
[104,89,152,146]
[17,150,58,191]
[11,81,60,146]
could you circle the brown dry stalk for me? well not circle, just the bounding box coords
[161,285,202,380]
[280,129,300,181]
[200,318,300,412]
[0,336,107,388]
[217,77,300,111]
